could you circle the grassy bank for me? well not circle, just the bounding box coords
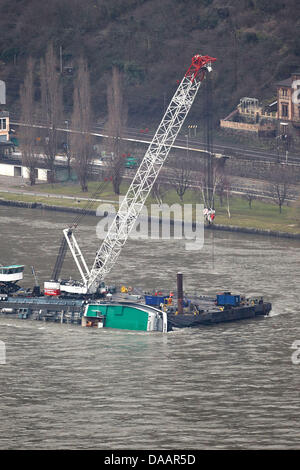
[3,181,300,235]
[0,191,86,209]
[22,181,130,202]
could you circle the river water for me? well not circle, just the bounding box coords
[0,206,300,450]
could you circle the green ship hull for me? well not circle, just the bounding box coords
[83,301,168,332]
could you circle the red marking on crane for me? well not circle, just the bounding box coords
[185,54,217,82]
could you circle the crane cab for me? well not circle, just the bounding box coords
[0,265,24,282]
[0,265,24,294]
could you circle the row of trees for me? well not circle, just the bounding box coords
[20,45,63,186]
[19,45,295,214]
[154,153,296,215]
[19,44,127,192]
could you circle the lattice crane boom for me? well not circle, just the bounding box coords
[86,54,216,293]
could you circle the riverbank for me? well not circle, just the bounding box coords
[1,183,300,239]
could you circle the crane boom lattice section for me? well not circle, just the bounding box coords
[87,55,216,291]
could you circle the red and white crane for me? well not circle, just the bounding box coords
[45,54,217,296]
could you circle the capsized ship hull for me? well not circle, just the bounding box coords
[83,301,168,332]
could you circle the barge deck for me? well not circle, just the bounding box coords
[0,291,272,331]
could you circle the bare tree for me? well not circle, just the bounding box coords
[171,154,191,202]
[244,192,256,209]
[197,158,225,209]
[269,164,294,213]
[295,196,300,227]
[195,173,203,205]
[216,172,231,207]
[214,165,232,218]
[105,66,128,195]
[194,170,209,206]
[20,57,38,186]
[151,171,168,205]
[226,187,231,219]
[40,43,63,183]
[70,57,93,192]
[193,160,232,219]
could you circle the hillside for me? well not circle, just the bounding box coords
[0,0,299,128]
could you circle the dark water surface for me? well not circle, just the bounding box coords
[0,207,299,449]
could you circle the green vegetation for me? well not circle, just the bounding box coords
[213,197,298,234]
[3,181,300,235]
[0,192,85,209]
[156,189,299,234]
[22,181,131,202]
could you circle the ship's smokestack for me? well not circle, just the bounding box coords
[177,272,183,314]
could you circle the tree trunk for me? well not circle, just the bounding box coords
[29,168,36,186]
[40,43,63,186]
[105,67,128,195]
[227,190,231,218]
[70,57,93,192]
[20,57,38,186]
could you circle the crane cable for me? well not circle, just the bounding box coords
[70,179,109,228]
[51,178,109,281]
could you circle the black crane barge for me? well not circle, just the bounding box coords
[0,271,272,333]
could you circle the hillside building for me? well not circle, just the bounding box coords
[277,72,300,124]
[220,71,300,136]
[0,79,14,157]
[220,96,277,135]
[0,111,9,142]
[0,110,14,157]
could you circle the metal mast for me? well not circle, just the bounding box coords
[86,54,216,293]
